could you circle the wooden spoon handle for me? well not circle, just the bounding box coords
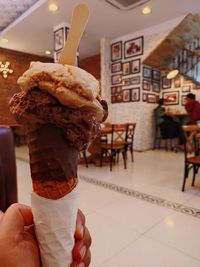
[59,3,90,65]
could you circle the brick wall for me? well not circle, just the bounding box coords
[0,48,53,125]
[80,54,100,80]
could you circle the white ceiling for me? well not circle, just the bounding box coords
[0,0,200,60]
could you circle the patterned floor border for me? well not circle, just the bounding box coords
[80,175,200,219]
[16,156,200,219]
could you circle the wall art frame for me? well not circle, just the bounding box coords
[152,69,161,81]
[143,66,152,79]
[142,79,151,91]
[152,81,160,93]
[131,58,141,74]
[111,62,122,73]
[54,28,64,51]
[131,87,140,102]
[162,76,172,89]
[122,61,131,75]
[130,75,140,85]
[163,91,179,105]
[147,93,157,104]
[111,74,122,85]
[124,36,143,59]
[122,89,131,102]
[111,41,122,62]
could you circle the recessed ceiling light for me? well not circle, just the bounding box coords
[142,6,151,15]
[1,38,8,43]
[45,50,51,55]
[48,3,58,12]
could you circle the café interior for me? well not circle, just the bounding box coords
[1,0,200,266]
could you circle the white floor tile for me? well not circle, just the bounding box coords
[101,235,200,267]
[146,211,200,260]
[86,212,140,267]
[97,195,171,233]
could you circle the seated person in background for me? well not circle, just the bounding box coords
[185,93,200,124]
[155,98,179,140]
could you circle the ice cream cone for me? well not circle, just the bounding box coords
[26,124,78,200]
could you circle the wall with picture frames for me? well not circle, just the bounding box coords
[101,15,200,150]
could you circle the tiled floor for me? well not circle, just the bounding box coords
[15,146,200,267]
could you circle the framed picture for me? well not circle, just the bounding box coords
[152,69,161,81]
[111,94,123,103]
[131,59,141,74]
[142,92,147,102]
[122,77,131,86]
[111,86,122,94]
[143,66,152,79]
[131,88,140,102]
[182,85,191,93]
[163,91,179,105]
[111,62,122,73]
[152,81,160,93]
[193,84,200,90]
[174,76,181,88]
[122,62,130,75]
[181,95,187,106]
[124,36,143,59]
[147,94,157,103]
[143,79,151,91]
[162,76,172,89]
[122,89,131,102]
[111,95,116,103]
[111,41,122,62]
[54,28,64,51]
[130,75,140,85]
[54,51,62,63]
[111,74,122,85]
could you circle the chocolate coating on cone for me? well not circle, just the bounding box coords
[26,124,78,199]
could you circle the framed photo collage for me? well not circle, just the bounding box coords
[142,66,161,104]
[110,37,197,105]
[110,36,143,103]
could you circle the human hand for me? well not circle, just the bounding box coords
[0,205,91,267]
[71,209,92,267]
[0,203,40,267]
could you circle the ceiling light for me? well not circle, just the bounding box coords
[142,6,151,15]
[45,50,51,55]
[48,3,58,12]
[1,38,8,43]
[167,69,179,79]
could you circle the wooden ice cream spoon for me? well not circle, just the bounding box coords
[59,3,90,66]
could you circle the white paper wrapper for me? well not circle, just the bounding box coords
[31,185,79,267]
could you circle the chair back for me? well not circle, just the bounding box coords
[125,123,136,145]
[110,124,126,149]
[182,125,199,159]
[0,126,17,211]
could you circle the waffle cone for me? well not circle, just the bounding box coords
[26,124,79,200]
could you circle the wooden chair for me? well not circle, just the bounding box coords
[78,150,88,168]
[100,124,127,171]
[0,126,18,211]
[125,123,136,162]
[181,124,200,191]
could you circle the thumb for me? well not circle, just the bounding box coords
[0,203,33,235]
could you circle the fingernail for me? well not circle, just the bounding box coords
[77,263,85,267]
[77,224,84,238]
[80,246,86,259]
